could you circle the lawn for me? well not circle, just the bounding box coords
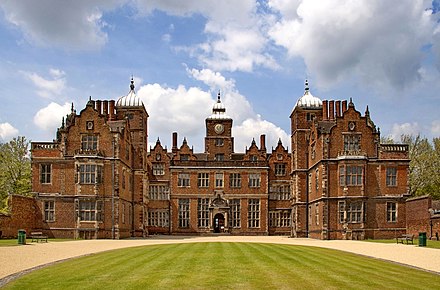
[0,239,74,247]
[4,242,440,289]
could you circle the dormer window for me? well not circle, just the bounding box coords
[215,154,224,161]
[81,135,98,151]
[180,154,189,161]
[250,155,258,162]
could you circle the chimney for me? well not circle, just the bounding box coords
[322,100,328,121]
[109,100,115,120]
[172,132,178,152]
[329,100,335,120]
[335,100,341,117]
[103,100,108,116]
[260,134,266,152]
[342,100,348,114]
[96,100,102,115]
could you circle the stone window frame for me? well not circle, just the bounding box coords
[269,184,290,200]
[78,164,103,184]
[40,163,52,184]
[215,138,224,147]
[77,199,102,222]
[148,184,169,200]
[148,209,169,227]
[386,167,397,187]
[387,202,397,223]
[315,203,319,225]
[215,172,224,188]
[44,200,55,222]
[347,202,363,223]
[81,134,98,151]
[229,173,242,188]
[274,163,287,176]
[152,163,165,176]
[197,198,210,228]
[248,199,260,228]
[197,172,209,188]
[215,153,224,161]
[339,164,363,187]
[178,198,190,228]
[230,199,241,228]
[177,173,190,187]
[248,173,261,188]
[343,133,361,153]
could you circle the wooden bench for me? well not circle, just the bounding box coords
[396,234,414,245]
[30,232,48,243]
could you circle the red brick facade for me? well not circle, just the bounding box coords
[406,195,440,240]
[28,80,410,239]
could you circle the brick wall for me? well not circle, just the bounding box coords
[0,195,40,238]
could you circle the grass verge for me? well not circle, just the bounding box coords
[364,238,440,249]
[3,242,440,289]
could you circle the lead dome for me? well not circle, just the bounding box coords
[116,77,144,107]
[295,80,322,109]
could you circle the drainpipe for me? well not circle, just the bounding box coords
[112,136,115,239]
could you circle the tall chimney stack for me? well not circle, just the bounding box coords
[335,100,341,117]
[342,100,348,114]
[96,100,102,115]
[109,100,115,120]
[172,132,178,152]
[103,100,108,116]
[260,134,266,152]
[322,100,328,121]
[329,100,335,120]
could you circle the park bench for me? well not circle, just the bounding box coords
[396,234,414,245]
[30,232,48,243]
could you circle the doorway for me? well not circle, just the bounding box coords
[213,213,225,233]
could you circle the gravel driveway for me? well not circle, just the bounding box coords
[1,236,439,286]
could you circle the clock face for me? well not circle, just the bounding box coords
[214,123,224,134]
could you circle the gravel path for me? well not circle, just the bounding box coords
[1,236,439,286]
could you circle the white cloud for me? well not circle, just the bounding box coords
[431,120,440,136]
[0,122,19,142]
[138,68,289,152]
[268,0,436,89]
[21,69,66,99]
[33,102,71,133]
[389,122,421,141]
[0,0,122,50]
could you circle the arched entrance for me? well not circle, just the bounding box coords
[213,213,225,233]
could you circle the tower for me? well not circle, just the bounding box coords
[204,92,234,161]
[290,80,323,237]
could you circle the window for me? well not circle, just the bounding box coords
[315,203,319,225]
[347,202,363,223]
[249,173,261,188]
[338,201,346,223]
[122,203,126,224]
[215,138,224,146]
[198,198,209,228]
[248,199,260,228]
[79,164,102,184]
[215,173,224,188]
[250,155,258,161]
[180,154,189,161]
[343,134,361,152]
[230,199,241,228]
[315,168,319,191]
[269,184,290,200]
[178,173,190,187]
[178,199,190,228]
[148,185,169,200]
[44,201,55,222]
[148,210,169,227]
[40,164,51,184]
[269,210,291,227]
[275,163,286,176]
[387,202,397,222]
[79,200,96,221]
[339,165,363,186]
[230,173,241,188]
[81,135,98,151]
[153,163,165,175]
[198,173,209,188]
[215,154,224,161]
[386,167,397,187]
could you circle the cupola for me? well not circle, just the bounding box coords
[116,77,144,107]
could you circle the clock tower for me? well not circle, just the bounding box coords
[205,92,234,161]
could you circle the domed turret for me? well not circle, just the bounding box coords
[116,77,144,107]
[207,91,231,120]
[295,80,322,109]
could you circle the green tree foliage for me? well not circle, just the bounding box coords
[401,135,440,199]
[0,136,32,210]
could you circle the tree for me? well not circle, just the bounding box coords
[401,135,440,199]
[0,136,32,210]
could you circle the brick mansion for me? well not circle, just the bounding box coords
[30,79,410,240]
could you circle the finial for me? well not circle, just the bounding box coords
[278,138,282,145]
[183,137,187,145]
[305,79,309,93]
[251,138,256,145]
[71,102,74,113]
[61,116,65,128]
[89,96,92,101]
[349,97,354,108]
[217,90,221,102]
[156,137,160,144]
[365,105,370,116]
[130,76,135,91]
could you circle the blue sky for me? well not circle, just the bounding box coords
[0,0,439,152]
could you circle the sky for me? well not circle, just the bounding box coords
[0,0,440,152]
